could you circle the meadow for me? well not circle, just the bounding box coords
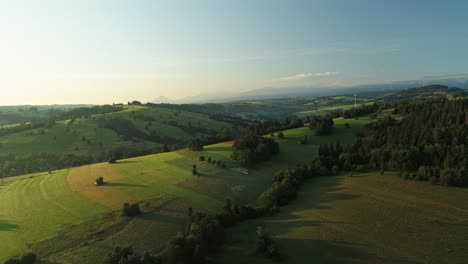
[3,109,464,263]
[0,105,233,157]
[0,115,367,263]
[215,172,468,264]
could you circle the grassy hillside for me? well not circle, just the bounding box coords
[0,116,367,263]
[0,105,90,127]
[0,105,233,156]
[215,172,468,264]
[0,170,108,261]
[3,108,465,263]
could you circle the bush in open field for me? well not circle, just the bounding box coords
[123,203,141,217]
[95,176,104,186]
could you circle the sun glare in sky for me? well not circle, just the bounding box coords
[0,0,467,105]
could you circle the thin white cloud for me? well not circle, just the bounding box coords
[423,73,468,79]
[278,71,339,81]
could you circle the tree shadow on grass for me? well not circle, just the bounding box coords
[113,160,138,164]
[274,238,414,264]
[218,175,373,263]
[106,182,148,187]
[0,219,20,231]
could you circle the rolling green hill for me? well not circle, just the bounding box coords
[0,105,234,156]
[0,116,367,263]
[0,92,466,263]
[215,172,468,264]
[0,105,242,177]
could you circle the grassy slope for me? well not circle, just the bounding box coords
[0,170,108,261]
[0,106,232,157]
[0,117,365,263]
[0,114,432,263]
[214,121,468,264]
[215,173,468,264]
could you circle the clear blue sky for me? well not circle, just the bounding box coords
[0,0,467,104]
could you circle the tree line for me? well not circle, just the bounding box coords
[316,98,468,186]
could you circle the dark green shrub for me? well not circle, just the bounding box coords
[123,203,141,217]
[95,176,104,186]
[255,226,281,261]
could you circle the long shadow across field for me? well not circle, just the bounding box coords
[262,175,416,264]
[0,219,20,231]
[106,182,148,187]
[219,175,410,264]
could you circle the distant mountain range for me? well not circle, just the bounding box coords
[152,75,468,104]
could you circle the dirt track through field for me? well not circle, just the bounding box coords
[67,163,135,209]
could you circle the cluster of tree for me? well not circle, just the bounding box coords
[128,101,143,105]
[378,85,466,104]
[97,117,185,151]
[4,253,36,264]
[60,105,123,120]
[248,118,304,136]
[0,142,166,177]
[259,165,313,208]
[0,111,41,126]
[167,120,219,137]
[147,103,252,133]
[134,114,156,122]
[0,118,56,137]
[122,203,142,217]
[325,98,468,187]
[106,146,161,163]
[308,116,334,136]
[232,136,280,166]
[97,117,147,141]
[188,139,204,151]
[147,131,179,147]
[199,156,227,169]
[255,226,281,261]
[105,246,158,264]
[147,103,225,116]
[213,166,318,228]
[106,210,225,264]
[162,212,224,264]
[310,142,344,175]
[331,103,380,119]
[187,128,234,151]
[0,153,97,177]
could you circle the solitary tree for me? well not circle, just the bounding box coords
[95,176,104,186]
